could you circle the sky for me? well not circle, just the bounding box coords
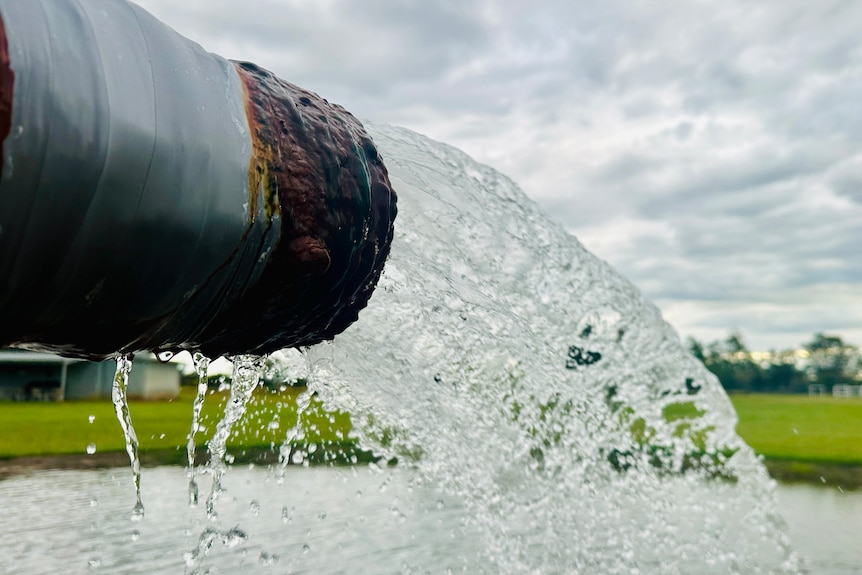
[133,0,862,352]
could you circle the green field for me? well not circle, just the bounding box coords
[0,386,353,460]
[730,394,862,465]
[2,391,862,476]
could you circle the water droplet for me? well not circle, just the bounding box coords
[224,527,247,548]
[249,500,261,516]
[317,511,327,520]
[130,530,140,542]
[13,125,23,139]
[281,506,293,524]
[87,557,102,568]
[302,543,310,554]
[188,479,200,507]
[89,498,98,507]
[131,502,145,522]
[86,443,97,455]
[259,552,279,566]
[356,490,362,499]
[156,350,174,362]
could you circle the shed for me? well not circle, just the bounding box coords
[0,349,181,401]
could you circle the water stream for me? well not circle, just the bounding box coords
[204,354,265,521]
[186,352,210,506]
[294,124,802,574]
[110,354,144,521]
[74,124,804,573]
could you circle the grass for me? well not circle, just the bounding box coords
[729,394,862,466]
[0,386,353,460]
[4,390,862,484]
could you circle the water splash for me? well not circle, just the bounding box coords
[183,526,248,575]
[204,354,265,520]
[299,124,803,574]
[110,354,144,520]
[186,352,210,506]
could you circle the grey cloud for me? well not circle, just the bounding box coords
[829,164,862,203]
[128,0,862,347]
[135,0,493,113]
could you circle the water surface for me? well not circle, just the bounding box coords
[0,466,855,574]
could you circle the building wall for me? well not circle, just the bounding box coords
[0,363,62,400]
[65,361,114,400]
[0,353,181,401]
[127,361,180,400]
[66,359,181,400]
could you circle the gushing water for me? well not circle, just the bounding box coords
[186,352,210,506]
[93,124,803,573]
[110,354,144,520]
[204,354,265,520]
[294,124,803,574]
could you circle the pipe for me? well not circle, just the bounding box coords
[0,0,396,360]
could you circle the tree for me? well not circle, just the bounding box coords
[803,333,860,392]
[688,330,860,394]
[686,337,706,362]
[690,332,760,393]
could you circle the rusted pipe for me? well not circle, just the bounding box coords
[0,0,396,360]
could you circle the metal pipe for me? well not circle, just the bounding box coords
[0,0,396,360]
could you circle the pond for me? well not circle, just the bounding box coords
[0,466,857,574]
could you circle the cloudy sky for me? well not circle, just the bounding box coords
[134,0,862,351]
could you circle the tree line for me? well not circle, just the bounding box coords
[687,331,862,394]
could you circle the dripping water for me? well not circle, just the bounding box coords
[204,354,265,520]
[277,386,312,479]
[186,352,210,506]
[110,354,144,520]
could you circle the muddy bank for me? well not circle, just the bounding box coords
[0,443,379,481]
[2,450,859,490]
[764,459,862,491]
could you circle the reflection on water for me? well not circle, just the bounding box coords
[0,466,858,575]
[777,483,862,575]
[0,466,481,575]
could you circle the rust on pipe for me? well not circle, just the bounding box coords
[0,0,396,360]
[192,62,397,357]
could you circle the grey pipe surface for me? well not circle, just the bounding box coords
[0,0,396,360]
